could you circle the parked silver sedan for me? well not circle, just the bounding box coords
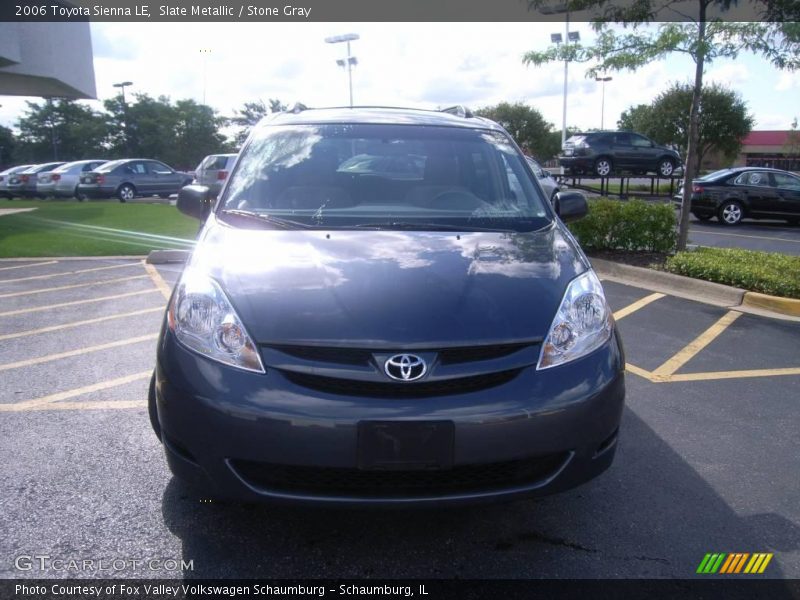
[37,159,109,199]
[78,159,193,202]
[526,157,560,204]
[193,153,237,197]
[0,165,33,199]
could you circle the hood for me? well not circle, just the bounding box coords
[188,219,589,347]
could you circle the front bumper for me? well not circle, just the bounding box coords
[154,329,626,507]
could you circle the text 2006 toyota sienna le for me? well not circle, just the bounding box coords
[150,106,625,506]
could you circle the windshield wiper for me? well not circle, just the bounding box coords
[348,221,515,232]
[219,209,313,230]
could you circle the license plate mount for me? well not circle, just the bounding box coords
[357,421,454,471]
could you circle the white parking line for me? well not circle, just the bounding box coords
[0,307,162,342]
[0,289,159,317]
[0,262,140,284]
[0,333,158,372]
[0,260,58,272]
[0,274,148,299]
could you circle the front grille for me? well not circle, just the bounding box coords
[438,343,531,365]
[269,345,371,366]
[283,368,522,398]
[231,453,568,498]
[266,342,537,368]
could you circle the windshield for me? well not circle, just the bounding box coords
[220,123,551,232]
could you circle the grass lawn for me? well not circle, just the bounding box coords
[0,199,199,257]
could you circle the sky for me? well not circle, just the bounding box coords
[1,21,798,137]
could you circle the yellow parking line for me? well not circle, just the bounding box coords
[0,334,158,372]
[0,274,148,299]
[0,260,58,272]
[652,311,741,377]
[0,289,159,317]
[613,293,666,321]
[668,367,800,382]
[0,370,151,411]
[0,307,162,342]
[143,261,173,301]
[6,400,147,412]
[0,262,140,284]
[625,363,657,382]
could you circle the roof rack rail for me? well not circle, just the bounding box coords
[440,105,474,118]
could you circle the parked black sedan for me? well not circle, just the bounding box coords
[77,158,192,202]
[675,167,800,226]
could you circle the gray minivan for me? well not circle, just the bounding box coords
[151,106,625,506]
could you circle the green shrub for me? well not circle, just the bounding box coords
[665,247,800,299]
[568,198,676,253]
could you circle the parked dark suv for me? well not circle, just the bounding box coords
[560,131,682,178]
[152,106,626,506]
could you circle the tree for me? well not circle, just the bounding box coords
[475,102,560,161]
[618,82,754,171]
[522,4,800,250]
[229,98,287,146]
[0,125,17,168]
[783,117,800,170]
[15,98,110,162]
[104,94,229,168]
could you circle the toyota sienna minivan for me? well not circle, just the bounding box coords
[151,106,625,506]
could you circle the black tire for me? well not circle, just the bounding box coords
[593,157,613,177]
[158,193,171,199]
[692,211,713,221]
[117,183,136,203]
[657,158,676,177]
[148,371,162,441]
[718,200,744,226]
[74,185,86,202]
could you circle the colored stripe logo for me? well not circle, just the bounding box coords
[697,553,773,574]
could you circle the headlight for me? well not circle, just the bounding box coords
[168,269,265,373]
[537,269,612,370]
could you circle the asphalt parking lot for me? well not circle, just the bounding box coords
[1,257,798,580]
[687,217,800,256]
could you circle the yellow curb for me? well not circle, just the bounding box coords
[742,291,800,317]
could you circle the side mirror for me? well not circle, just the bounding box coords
[554,191,588,222]
[177,185,212,220]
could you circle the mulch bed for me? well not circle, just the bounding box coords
[587,249,670,270]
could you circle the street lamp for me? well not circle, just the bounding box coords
[325,33,359,107]
[595,76,612,130]
[550,24,580,162]
[199,48,211,105]
[113,81,133,154]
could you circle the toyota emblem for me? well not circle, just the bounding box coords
[384,354,427,382]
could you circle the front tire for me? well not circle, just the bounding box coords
[148,371,162,441]
[594,157,613,177]
[657,158,675,177]
[117,183,135,203]
[718,200,744,226]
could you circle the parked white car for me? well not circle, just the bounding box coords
[37,159,109,199]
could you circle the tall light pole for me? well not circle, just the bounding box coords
[550,24,580,171]
[325,33,359,107]
[199,48,211,105]
[113,81,133,154]
[595,76,612,130]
